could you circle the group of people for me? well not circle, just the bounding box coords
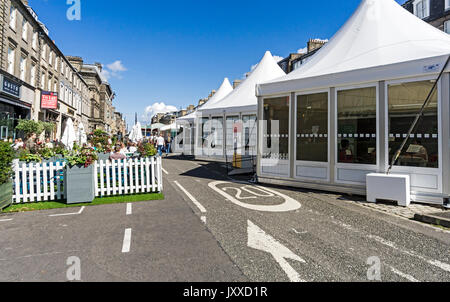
[149,133,172,157]
[5,134,59,153]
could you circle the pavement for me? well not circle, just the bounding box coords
[0,155,449,282]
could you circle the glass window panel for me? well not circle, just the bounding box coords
[226,116,239,153]
[211,117,223,150]
[388,80,438,168]
[199,117,210,148]
[262,96,290,160]
[297,92,328,162]
[337,87,377,165]
[242,115,257,155]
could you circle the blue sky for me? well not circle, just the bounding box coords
[29,0,406,127]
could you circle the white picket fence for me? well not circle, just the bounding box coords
[13,160,66,203]
[11,157,163,203]
[94,157,163,197]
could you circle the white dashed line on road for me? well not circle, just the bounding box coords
[0,218,13,222]
[126,203,132,215]
[201,216,206,224]
[49,206,85,217]
[174,181,207,213]
[162,168,169,175]
[122,228,132,253]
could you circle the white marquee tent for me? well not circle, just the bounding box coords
[175,78,233,155]
[61,118,77,150]
[255,0,450,206]
[196,51,285,159]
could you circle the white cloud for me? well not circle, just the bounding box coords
[107,60,127,72]
[142,102,178,121]
[273,55,284,62]
[101,60,127,80]
[297,47,307,54]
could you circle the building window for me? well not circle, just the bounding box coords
[30,63,36,86]
[445,20,450,34]
[262,96,290,160]
[22,19,28,41]
[54,81,57,93]
[413,0,430,19]
[55,57,59,71]
[49,51,53,66]
[446,0,450,10]
[41,44,46,60]
[337,87,377,165]
[19,56,26,81]
[41,73,46,89]
[32,31,37,50]
[7,47,15,75]
[388,80,438,168]
[297,92,328,162]
[9,5,16,30]
[48,76,52,91]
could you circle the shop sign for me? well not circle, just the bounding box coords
[1,75,21,98]
[41,91,58,109]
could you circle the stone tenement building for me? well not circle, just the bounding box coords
[0,0,126,140]
[403,0,450,33]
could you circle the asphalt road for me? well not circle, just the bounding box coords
[163,157,450,282]
[1,156,449,282]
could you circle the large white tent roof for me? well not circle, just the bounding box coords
[178,78,233,123]
[257,0,450,96]
[200,51,286,115]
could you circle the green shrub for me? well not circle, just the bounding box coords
[65,147,99,168]
[0,141,15,185]
[15,120,44,137]
[138,142,157,157]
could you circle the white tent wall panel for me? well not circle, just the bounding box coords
[257,74,450,206]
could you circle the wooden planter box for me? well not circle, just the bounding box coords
[64,165,95,204]
[0,180,12,210]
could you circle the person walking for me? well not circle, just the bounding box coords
[156,133,165,157]
[165,134,172,156]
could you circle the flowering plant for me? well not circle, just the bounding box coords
[65,147,99,168]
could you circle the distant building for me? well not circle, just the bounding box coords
[403,0,450,33]
[278,39,328,74]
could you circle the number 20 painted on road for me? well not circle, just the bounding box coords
[208,181,301,213]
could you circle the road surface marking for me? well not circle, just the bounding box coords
[49,206,85,217]
[162,168,169,175]
[201,216,206,224]
[209,181,301,212]
[174,181,207,213]
[367,234,450,273]
[389,266,419,282]
[0,218,13,222]
[126,203,132,215]
[247,220,306,282]
[122,228,132,253]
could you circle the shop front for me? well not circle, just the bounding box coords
[0,74,31,140]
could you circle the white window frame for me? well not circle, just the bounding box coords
[9,4,16,30]
[22,19,28,41]
[294,88,331,182]
[49,51,53,66]
[446,0,450,10]
[413,0,430,19]
[445,20,450,34]
[7,47,15,75]
[41,72,46,89]
[32,31,37,50]
[385,76,442,194]
[30,63,36,87]
[334,82,379,186]
[19,55,26,81]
